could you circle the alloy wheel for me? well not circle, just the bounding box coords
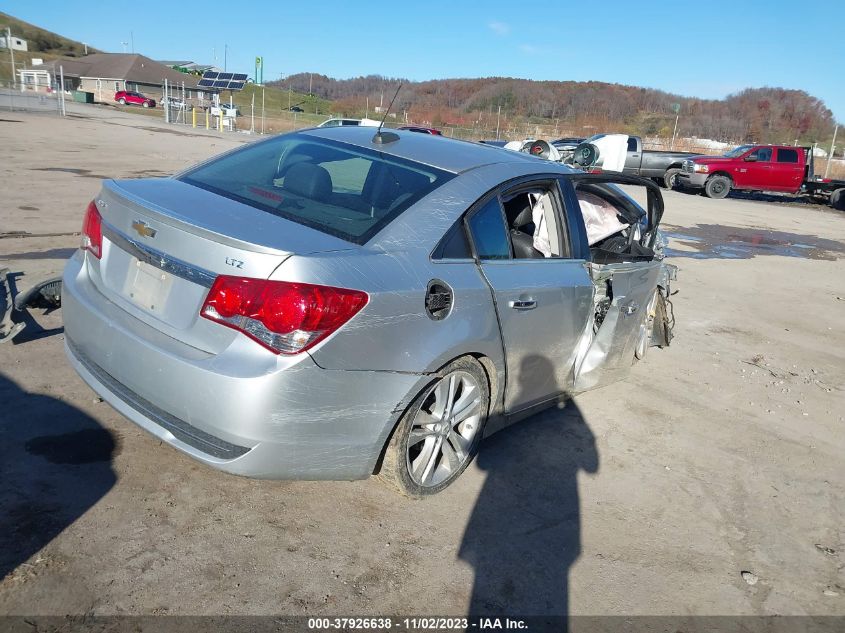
[405,371,483,488]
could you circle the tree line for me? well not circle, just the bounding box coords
[270,73,836,145]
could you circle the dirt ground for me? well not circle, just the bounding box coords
[0,109,843,619]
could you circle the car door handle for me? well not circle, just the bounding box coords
[508,300,537,310]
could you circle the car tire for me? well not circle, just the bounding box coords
[831,188,845,211]
[142,101,149,108]
[118,98,126,105]
[663,168,681,190]
[704,175,731,199]
[378,356,490,497]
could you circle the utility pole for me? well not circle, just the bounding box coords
[308,73,312,95]
[496,105,501,140]
[7,28,16,86]
[824,125,838,179]
[224,44,227,72]
[121,41,128,53]
[670,114,679,150]
[59,66,66,115]
[288,85,291,111]
[130,31,134,53]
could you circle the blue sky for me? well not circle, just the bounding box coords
[6,0,844,121]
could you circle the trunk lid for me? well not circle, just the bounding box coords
[88,178,354,354]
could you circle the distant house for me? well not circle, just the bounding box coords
[24,53,212,103]
[0,34,28,52]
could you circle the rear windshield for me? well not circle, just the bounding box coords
[179,133,453,244]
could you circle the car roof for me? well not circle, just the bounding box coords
[301,126,571,174]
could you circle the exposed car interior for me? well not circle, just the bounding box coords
[574,182,656,264]
[501,186,566,259]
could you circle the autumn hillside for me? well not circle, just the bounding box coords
[273,73,838,149]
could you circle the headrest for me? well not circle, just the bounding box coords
[512,206,534,228]
[285,162,332,201]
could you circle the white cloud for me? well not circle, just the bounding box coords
[519,44,540,55]
[488,21,510,36]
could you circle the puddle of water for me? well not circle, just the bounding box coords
[25,429,116,464]
[664,224,845,261]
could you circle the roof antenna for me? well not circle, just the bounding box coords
[373,83,402,145]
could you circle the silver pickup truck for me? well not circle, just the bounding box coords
[575,134,700,188]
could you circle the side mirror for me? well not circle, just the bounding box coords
[744,154,758,162]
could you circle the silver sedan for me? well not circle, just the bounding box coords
[62,126,676,496]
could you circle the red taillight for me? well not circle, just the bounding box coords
[200,276,368,355]
[81,200,103,259]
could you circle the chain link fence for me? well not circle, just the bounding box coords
[0,81,65,115]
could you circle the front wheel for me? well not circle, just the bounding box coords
[142,101,150,108]
[704,175,731,199]
[378,357,489,497]
[664,168,681,190]
[118,98,126,105]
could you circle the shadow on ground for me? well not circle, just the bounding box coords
[460,355,598,623]
[0,373,117,582]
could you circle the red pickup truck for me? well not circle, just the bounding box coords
[678,144,845,210]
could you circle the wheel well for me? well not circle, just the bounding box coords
[667,163,683,170]
[370,353,496,475]
[709,171,732,182]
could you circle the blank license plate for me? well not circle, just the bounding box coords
[123,259,173,314]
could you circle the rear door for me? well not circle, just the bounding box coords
[467,178,594,413]
[563,175,665,392]
[770,147,804,192]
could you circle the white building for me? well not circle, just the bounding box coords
[0,35,28,52]
[18,68,52,92]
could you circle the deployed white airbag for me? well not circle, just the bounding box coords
[578,191,628,245]
[592,134,628,173]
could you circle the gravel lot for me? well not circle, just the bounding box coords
[1,109,843,619]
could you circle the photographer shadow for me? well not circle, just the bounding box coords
[460,355,599,622]
[0,373,117,581]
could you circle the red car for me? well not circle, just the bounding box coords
[114,90,156,108]
[399,125,442,135]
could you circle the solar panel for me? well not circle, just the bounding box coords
[198,69,247,92]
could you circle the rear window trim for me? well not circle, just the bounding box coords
[178,134,456,246]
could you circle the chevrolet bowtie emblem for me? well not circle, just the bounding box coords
[131,220,157,238]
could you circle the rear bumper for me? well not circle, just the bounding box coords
[678,172,708,188]
[62,252,427,480]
